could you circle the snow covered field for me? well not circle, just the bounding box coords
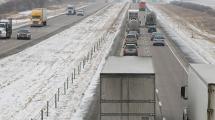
[163,0,215,9]
[0,0,8,4]
[148,4,215,64]
[0,3,126,120]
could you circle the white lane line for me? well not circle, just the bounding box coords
[165,38,189,73]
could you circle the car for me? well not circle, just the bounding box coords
[128,30,139,39]
[153,35,165,46]
[76,9,84,16]
[151,32,163,41]
[17,29,31,40]
[148,25,156,33]
[125,32,138,45]
[123,43,138,56]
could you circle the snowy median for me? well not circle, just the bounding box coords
[0,3,127,120]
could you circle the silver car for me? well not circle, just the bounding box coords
[17,29,31,40]
[125,33,138,45]
[128,31,139,39]
[76,9,84,16]
[123,44,138,56]
[153,35,165,46]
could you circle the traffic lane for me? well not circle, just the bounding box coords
[0,2,107,58]
[150,43,187,120]
[137,27,187,119]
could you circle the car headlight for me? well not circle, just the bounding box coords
[1,31,6,34]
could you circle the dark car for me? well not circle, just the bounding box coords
[123,43,138,56]
[148,26,157,33]
[17,29,31,40]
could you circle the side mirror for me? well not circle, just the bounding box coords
[181,86,188,100]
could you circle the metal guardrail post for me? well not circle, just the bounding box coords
[41,109,43,120]
[55,94,57,108]
[58,88,60,101]
[46,101,49,117]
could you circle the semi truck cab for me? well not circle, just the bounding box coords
[67,5,76,15]
[31,8,47,27]
[0,19,12,38]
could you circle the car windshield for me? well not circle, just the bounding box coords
[129,31,137,34]
[32,16,41,19]
[68,7,74,9]
[126,45,136,49]
[155,35,164,39]
[127,35,135,38]
[19,30,30,33]
[0,23,5,28]
[78,10,84,12]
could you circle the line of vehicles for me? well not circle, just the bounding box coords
[123,3,165,56]
[0,5,85,40]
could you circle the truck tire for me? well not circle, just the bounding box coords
[43,21,47,26]
[183,112,188,120]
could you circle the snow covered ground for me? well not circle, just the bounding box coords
[0,3,126,120]
[163,0,215,9]
[148,4,215,64]
[0,0,8,4]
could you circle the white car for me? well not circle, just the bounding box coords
[153,35,165,46]
[76,9,84,16]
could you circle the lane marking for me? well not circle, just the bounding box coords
[165,38,188,73]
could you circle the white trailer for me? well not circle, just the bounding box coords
[100,56,156,120]
[181,64,215,120]
[128,9,139,20]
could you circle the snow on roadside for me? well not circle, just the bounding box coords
[162,0,215,9]
[0,3,124,120]
[148,4,215,64]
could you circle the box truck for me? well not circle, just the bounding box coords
[139,1,146,11]
[100,56,156,120]
[31,8,47,27]
[145,12,156,27]
[128,9,139,20]
[0,18,12,39]
[181,64,215,120]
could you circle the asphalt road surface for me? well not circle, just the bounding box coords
[0,1,107,59]
[139,28,188,120]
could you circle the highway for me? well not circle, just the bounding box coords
[0,1,107,59]
[0,1,189,120]
[112,22,188,120]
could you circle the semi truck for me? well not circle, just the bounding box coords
[145,12,156,27]
[31,8,47,27]
[0,18,12,39]
[139,1,146,11]
[67,5,76,15]
[181,64,215,120]
[100,56,156,120]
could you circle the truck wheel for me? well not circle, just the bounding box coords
[44,21,47,26]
